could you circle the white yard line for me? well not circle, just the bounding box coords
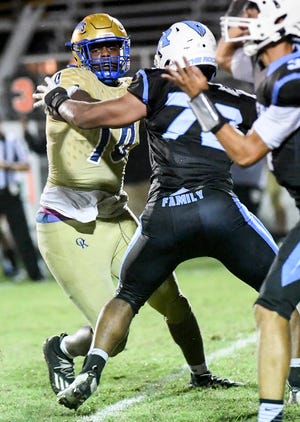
[77,333,256,422]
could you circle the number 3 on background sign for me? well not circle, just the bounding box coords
[11,77,35,114]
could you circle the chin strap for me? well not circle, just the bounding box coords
[189,91,227,133]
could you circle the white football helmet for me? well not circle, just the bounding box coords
[221,0,300,56]
[154,21,217,80]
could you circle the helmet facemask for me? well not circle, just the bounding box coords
[67,14,130,83]
[221,0,300,56]
[70,36,130,82]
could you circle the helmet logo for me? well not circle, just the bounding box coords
[183,21,206,37]
[160,21,207,49]
[76,21,87,34]
[160,28,172,47]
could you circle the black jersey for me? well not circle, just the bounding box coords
[255,48,300,206]
[128,68,257,201]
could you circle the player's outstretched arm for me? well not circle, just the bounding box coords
[33,77,146,129]
[58,92,146,129]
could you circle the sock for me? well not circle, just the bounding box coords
[258,400,283,422]
[81,349,108,383]
[189,362,208,375]
[88,347,109,361]
[288,358,300,388]
[60,337,74,360]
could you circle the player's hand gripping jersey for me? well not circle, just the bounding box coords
[41,67,139,221]
[128,69,257,202]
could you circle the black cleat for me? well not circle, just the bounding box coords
[189,371,244,388]
[57,369,98,410]
[43,333,75,395]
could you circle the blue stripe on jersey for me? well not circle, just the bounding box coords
[165,91,190,107]
[232,196,278,254]
[88,127,110,163]
[119,125,135,146]
[282,243,300,287]
[272,73,300,104]
[267,49,300,77]
[136,70,149,103]
[115,125,136,158]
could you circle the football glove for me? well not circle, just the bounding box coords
[33,77,79,113]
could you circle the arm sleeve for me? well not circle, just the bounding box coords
[231,48,254,84]
[253,105,300,149]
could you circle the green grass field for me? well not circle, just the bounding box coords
[0,257,299,422]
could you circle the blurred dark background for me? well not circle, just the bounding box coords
[0,0,238,120]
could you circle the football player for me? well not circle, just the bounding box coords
[38,13,239,400]
[34,20,278,410]
[216,0,300,408]
[163,1,300,420]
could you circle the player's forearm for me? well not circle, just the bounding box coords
[58,100,103,129]
[58,99,131,129]
[215,124,269,166]
[215,38,235,74]
[189,91,269,166]
[41,85,131,129]
[41,85,145,129]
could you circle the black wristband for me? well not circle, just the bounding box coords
[44,87,69,113]
[210,118,227,134]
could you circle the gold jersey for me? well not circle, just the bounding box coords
[46,67,139,191]
[41,67,140,221]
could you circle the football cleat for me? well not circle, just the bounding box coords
[57,369,98,410]
[43,333,75,395]
[189,371,244,388]
[288,387,300,404]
